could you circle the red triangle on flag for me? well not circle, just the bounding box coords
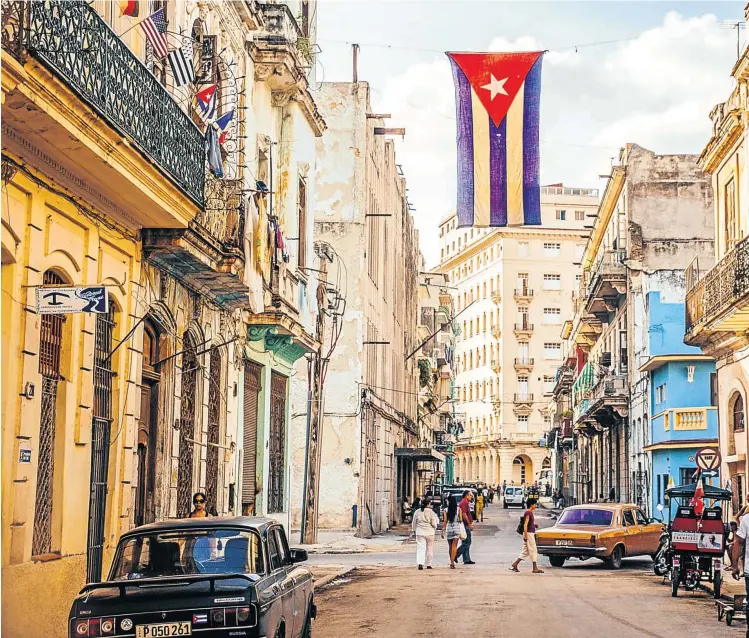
[448,51,543,127]
[196,84,217,106]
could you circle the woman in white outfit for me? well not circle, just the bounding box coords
[412,496,439,570]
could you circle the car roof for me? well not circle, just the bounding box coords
[119,516,278,539]
[563,503,639,511]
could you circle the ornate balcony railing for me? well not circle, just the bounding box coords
[200,178,245,249]
[2,0,205,206]
[685,237,749,335]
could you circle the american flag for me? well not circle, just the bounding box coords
[140,8,168,59]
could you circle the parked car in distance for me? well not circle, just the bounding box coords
[442,486,477,516]
[68,517,316,638]
[535,504,665,569]
[503,486,526,508]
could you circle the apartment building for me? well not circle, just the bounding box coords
[561,144,713,507]
[684,17,749,514]
[289,81,423,538]
[436,186,598,486]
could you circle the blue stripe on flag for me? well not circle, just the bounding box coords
[489,117,507,226]
[450,59,474,228]
[522,56,543,225]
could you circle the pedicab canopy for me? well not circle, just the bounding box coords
[665,483,731,501]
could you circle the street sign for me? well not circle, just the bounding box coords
[700,469,719,478]
[695,447,721,471]
[36,286,108,314]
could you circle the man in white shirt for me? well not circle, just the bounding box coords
[731,508,749,619]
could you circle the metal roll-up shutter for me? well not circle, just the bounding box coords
[242,361,262,513]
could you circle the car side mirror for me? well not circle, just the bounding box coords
[290,548,308,564]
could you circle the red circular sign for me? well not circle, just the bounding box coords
[695,447,721,470]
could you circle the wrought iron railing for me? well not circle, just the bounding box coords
[589,250,626,293]
[200,177,245,249]
[685,236,749,333]
[2,0,205,206]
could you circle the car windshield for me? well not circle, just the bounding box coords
[110,529,265,580]
[557,509,613,526]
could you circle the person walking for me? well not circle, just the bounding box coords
[412,495,439,570]
[455,490,475,564]
[441,495,464,569]
[476,490,485,522]
[510,497,544,574]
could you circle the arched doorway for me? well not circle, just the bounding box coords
[177,330,200,517]
[512,455,533,485]
[135,320,162,527]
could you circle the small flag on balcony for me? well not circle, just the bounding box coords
[168,44,195,87]
[195,83,217,122]
[119,1,139,17]
[140,8,168,59]
[215,110,234,144]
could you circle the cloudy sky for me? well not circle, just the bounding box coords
[315,1,745,267]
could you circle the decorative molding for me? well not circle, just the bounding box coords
[265,333,307,364]
[271,89,296,108]
[247,325,277,342]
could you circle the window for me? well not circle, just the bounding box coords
[518,376,529,392]
[732,393,745,433]
[517,415,529,432]
[679,468,698,486]
[544,343,561,359]
[543,274,561,290]
[543,414,551,425]
[518,241,530,257]
[655,383,667,405]
[725,178,739,252]
[274,528,291,566]
[297,176,308,269]
[543,307,561,324]
[711,373,718,407]
[575,210,585,221]
[576,273,582,284]
[518,342,529,360]
[483,282,487,298]
[544,242,561,257]
[622,510,636,526]
[441,248,444,260]
[268,529,282,571]
[556,210,567,221]
[544,376,555,394]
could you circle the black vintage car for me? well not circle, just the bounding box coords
[68,517,316,638]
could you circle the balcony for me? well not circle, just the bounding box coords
[491,359,502,374]
[491,291,502,305]
[514,393,534,405]
[685,239,749,347]
[1,0,205,224]
[248,3,325,136]
[514,287,535,303]
[513,322,534,338]
[587,374,628,426]
[492,399,502,416]
[490,323,502,339]
[586,250,627,317]
[508,432,542,444]
[514,357,534,372]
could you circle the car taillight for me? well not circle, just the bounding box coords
[75,621,89,637]
[590,535,596,547]
[100,619,115,636]
[211,608,225,626]
[237,607,251,624]
[88,618,101,637]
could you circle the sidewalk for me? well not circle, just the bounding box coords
[300,529,412,555]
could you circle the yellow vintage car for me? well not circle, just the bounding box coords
[535,503,665,569]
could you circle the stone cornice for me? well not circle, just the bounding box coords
[699,114,743,175]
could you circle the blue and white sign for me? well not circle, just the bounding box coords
[36,286,108,314]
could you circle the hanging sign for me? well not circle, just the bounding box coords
[695,447,721,471]
[36,286,108,314]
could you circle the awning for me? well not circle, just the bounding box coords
[395,447,446,463]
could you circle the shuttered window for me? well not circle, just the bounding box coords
[242,361,262,513]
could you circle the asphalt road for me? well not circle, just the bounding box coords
[311,504,738,638]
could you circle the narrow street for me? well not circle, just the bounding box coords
[311,505,735,637]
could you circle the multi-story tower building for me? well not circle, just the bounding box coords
[436,186,598,486]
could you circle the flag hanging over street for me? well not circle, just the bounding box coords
[446,51,544,227]
[195,84,217,122]
[215,110,234,144]
[168,44,195,87]
[118,1,139,17]
[140,8,168,59]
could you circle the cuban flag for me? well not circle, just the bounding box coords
[215,110,234,144]
[447,51,544,227]
[195,84,217,123]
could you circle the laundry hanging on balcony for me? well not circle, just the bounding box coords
[244,195,265,314]
[205,124,223,178]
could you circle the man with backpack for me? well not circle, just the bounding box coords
[509,498,544,574]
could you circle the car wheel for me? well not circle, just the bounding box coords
[274,622,286,638]
[605,545,623,570]
[671,566,679,597]
[503,502,508,509]
[714,569,722,599]
[302,613,312,638]
[549,556,566,568]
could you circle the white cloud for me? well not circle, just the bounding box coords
[370,11,736,268]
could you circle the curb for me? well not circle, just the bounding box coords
[313,567,355,592]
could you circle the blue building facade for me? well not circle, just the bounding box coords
[641,292,718,515]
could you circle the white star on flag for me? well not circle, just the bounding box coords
[481,74,509,100]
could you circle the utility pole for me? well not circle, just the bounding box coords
[301,253,329,544]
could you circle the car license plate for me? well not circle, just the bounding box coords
[555,540,573,546]
[135,622,191,637]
